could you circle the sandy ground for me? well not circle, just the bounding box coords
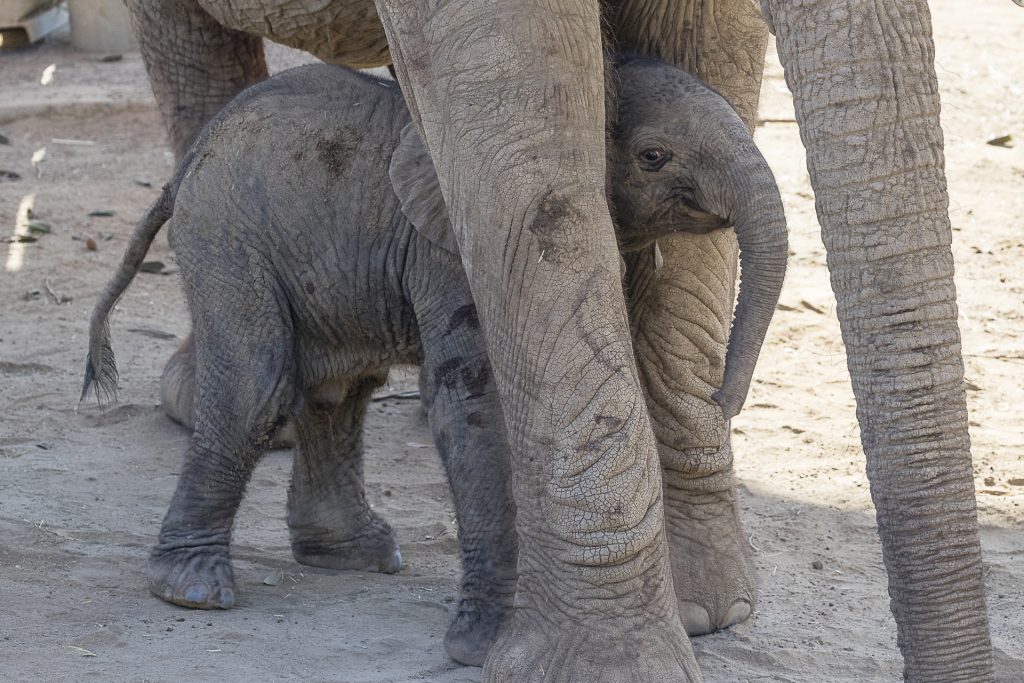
[1,3,1021,681]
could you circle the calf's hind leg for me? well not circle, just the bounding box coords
[288,373,402,574]
[148,314,296,609]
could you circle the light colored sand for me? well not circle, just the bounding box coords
[1,3,1020,680]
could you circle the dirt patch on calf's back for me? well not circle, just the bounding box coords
[316,127,359,177]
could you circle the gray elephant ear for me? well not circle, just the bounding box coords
[389,123,459,255]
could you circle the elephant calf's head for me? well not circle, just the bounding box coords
[389,57,788,420]
[606,57,790,420]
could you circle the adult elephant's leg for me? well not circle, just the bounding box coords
[609,0,770,634]
[761,0,993,680]
[376,1,699,679]
[126,0,267,158]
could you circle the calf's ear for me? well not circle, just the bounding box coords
[389,123,460,255]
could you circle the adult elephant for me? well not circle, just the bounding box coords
[126,0,994,680]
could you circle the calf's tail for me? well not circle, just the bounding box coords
[81,183,176,405]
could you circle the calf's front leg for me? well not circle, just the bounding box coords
[415,291,518,667]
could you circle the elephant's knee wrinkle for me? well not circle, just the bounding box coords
[658,443,734,480]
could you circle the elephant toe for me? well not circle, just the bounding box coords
[721,599,752,629]
[680,601,712,636]
[680,599,751,636]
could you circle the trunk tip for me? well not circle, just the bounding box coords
[712,389,743,422]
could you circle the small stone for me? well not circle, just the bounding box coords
[983,476,996,487]
[811,560,824,570]
[85,237,98,251]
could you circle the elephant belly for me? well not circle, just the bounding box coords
[198,0,391,67]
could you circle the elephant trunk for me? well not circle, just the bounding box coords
[763,0,994,679]
[704,134,789,421]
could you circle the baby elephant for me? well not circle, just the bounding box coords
[85,57,786,666]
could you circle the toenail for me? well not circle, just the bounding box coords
[680,601,712,636]
[721,600,752,629]
[184,585,209,604]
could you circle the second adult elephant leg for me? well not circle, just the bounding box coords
[376,1,699,679]
[626,232,756,635]
[610,0,770,634]
[126,0,267,158]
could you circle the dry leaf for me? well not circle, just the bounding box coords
[800,300,825,314]
[127,327,177,340]
[140,261,165,273]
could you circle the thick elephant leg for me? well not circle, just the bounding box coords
[287,373,402,574]
[414,292,518,667]
[148,312,296,609]
[761,0,993,679]
[376,1,699,680]
[608,0,769,634]
[126,0,267,158]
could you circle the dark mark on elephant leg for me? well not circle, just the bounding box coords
[432,357,490,400]
[316,128,358,176]
[459,364,490,400]
[466,411,486,428]
[528,190,585,262]
[445,304,480,336]
[433,358,464,391]
[595,414,624,430]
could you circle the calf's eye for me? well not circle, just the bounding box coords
[639,148,667,163]
[638,148,671,171]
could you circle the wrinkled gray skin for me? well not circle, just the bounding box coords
[85,60,786,668]
[126,1,995,680]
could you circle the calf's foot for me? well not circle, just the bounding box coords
[290,513,402,574]
[444,592,514,667]
[147,542,235,609]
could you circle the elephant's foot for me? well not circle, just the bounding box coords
[147,543,235,609]
[663,458,756,636]
[444,593,514,667]
[290,515,402,574]
[483,609,700,682]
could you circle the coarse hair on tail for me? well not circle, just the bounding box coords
[81,182,177,407]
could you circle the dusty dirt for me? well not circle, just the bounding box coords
[1,2,1021,681]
